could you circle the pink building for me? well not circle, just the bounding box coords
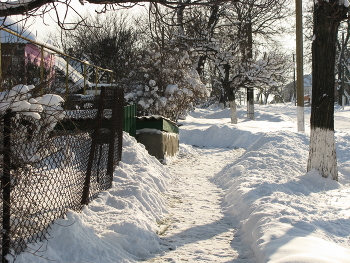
[0,17,55,88]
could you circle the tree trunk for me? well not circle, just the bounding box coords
[307,1,348,180]
[196,55,207,76]
[247,87,254,119]
[221,63,238,123]
[224,82,237,124]
[228,89,238,124]
[229,100,237,124]
[264,91,268,105]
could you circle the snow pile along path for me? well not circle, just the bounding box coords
[149,145,255,262]
[12,133,170,263]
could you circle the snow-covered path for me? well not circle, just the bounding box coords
[149,147,254,263]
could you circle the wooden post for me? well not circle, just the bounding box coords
[295,0,305,132]
[293,54,296,106]
[339,31,345,107]
[246,20,254,120]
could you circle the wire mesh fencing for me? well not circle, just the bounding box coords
[0,85,124,261]
[0,26,124,262]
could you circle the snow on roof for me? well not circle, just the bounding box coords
[0,16,37,43]
[0,17,94,88]
[55,55,91,87]
[0,16,65,55]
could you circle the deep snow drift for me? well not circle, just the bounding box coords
[13,103,350,263]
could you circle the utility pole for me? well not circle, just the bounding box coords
[339,31,345,107]
[295,0,305,132]
[293,54,296,106]
[246,19,254,120]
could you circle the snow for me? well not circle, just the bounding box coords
[0,84,64,120]
[54,56,91,88]
[0,17,37,43]
[12,103,350,263]
[165,84,179,94]
[340,0,350,8]
[308,127,338,179]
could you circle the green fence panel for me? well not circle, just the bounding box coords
[123,104,136,137]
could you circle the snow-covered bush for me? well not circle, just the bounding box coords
[0,84,65,165]
[122,43,210,121]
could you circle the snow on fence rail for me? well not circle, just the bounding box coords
[0,27,124,262]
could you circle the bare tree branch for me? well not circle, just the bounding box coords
[0,0,241,17]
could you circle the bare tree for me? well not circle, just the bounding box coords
[0,0,241,18]
[56,12,140,81]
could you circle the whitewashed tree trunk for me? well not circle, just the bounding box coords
[229,100,237,124]
[307,0,347,180]
[307,128,338,180]
[247,98,254,120]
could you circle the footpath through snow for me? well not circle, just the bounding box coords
[149,147,252,262]
[13,103,350,263]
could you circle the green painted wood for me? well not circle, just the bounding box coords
[123,104,136,137]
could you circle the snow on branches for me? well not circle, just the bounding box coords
[0,84,66,164]
[122,43,210,121]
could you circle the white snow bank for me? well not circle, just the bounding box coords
[180,105,350,263]
[13,133,170,263]
[212,130,350,263]
[12,103,350,263]
[180,124,262,149]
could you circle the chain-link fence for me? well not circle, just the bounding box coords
[0,26,124,262]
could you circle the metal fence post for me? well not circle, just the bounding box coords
[106,87,123,185]
[81,86,106,205]
[2,109,13,263]
[117,88,124,163]
[0,40,2,90]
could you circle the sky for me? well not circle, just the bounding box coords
[18,1,144,40]
[12,0,298,47]
[10,102,350,263]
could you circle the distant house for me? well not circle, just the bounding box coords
[0,17,90,93]
[0,17,55,88]
[283,74,312,103]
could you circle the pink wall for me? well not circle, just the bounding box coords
[24,43,55,80]
[25,43,55,70]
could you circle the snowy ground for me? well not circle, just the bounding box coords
[13,103,350,263]
[149,147,250,262]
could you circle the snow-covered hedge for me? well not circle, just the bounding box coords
[0,84,65,164]
[123,43,210,121]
